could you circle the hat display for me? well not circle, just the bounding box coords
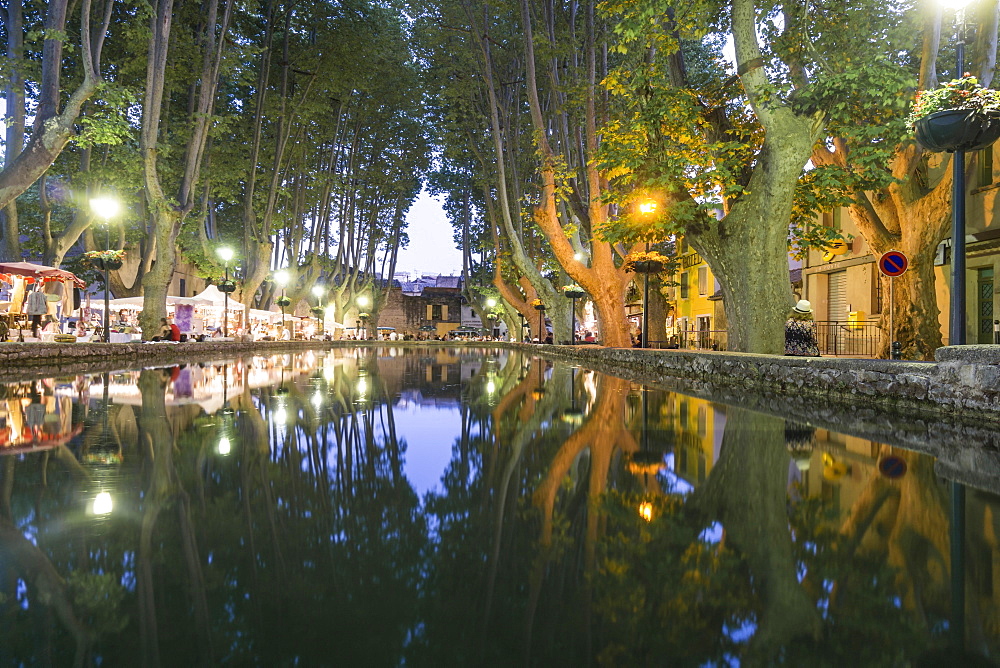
[792,299,813,314]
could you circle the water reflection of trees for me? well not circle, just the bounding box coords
[1,349,999,665]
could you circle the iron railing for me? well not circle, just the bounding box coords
[646,320,883,358]
[813,320,882,358]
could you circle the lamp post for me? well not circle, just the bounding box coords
[356,295,370,339]
[218,247,234,337]
[484,298,497,336]
[274,270,289,339]
[563,286,585,344]
[90,197,120,343]
[312,285,326,338]
[943,0,973,345]
[534,301,546,342]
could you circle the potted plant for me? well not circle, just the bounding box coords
[531,298,546,311]
[623,250,670,274]
[310,306,324,316]
[561,284,585,299]
[908,75,1000,152]
[276,296,292,307]
[218,279,237,293]
[83,249,125,271]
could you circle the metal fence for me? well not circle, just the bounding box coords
[813,320,882,358]
[646,320,883,358]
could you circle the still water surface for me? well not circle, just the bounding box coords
[0,347,997,666]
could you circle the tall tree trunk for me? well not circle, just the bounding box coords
[0,0,110,211]
[1,0,25,261]
[685,0,824,353]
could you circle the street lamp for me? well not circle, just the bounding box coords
[356,295,370,339]
[312,285,326,338]
[274,270,289,339]
[942,0,974,345]
[217,247,234,337]
[90,196,120,343]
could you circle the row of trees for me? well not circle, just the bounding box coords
[2,0,998,352]
[1,0,427,336]
[417,0,998,357]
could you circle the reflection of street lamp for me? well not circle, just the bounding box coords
[218,247,234,337]
[312,285,326,338]
[92,491,113,515]
[218,436,231,456]
[274,270,289,338]
[90,196,120,343]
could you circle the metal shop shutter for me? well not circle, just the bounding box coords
[827,270,848,321]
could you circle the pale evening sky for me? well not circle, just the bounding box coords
[397,190,464,277]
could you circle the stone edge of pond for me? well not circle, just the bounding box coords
[0,340,331,381]
[503,343,1000,424]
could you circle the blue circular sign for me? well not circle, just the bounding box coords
[878,455,907,479]
[879,251,909,277]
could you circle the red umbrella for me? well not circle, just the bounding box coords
[0,261,86,288]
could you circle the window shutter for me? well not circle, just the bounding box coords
[426,304,433,320]
[442,305,448,320]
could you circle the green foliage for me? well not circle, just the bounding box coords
[64,572,129,637]
[906,76,1000,128]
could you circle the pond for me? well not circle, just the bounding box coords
[0,346,997,666]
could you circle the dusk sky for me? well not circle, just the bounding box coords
[397,190,464,277]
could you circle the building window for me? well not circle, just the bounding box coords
[680,272,689,299]
[979,145,994,188]
[179,278,186,297]
[822,208,842,231]
[431,304,442,320]
[698,266,708,296]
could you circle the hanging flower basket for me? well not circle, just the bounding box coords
[913,109,1000,152]
[564,288,585,299]
[310,306,324,316]
[623,250,670,274]
[218,279,237,294]
[276,296,291,307]
[632,260,664,273]
[358,312,370,320]
[83,249,124,271]
[908,76,1000,152]
[533,304,546,311]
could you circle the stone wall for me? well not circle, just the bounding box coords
[520,343,1000,422]
[2,339,998,423]
[0,340,328,381]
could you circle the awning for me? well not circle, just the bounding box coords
[192,284,245,309]
[0,261,86,288]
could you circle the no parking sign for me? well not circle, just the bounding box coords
[879,251,908,359]
[879,251,908,277]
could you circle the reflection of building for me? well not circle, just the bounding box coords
[664,393,725,486]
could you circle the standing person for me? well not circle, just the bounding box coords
[784,300,820,357]
[25,286,48,337]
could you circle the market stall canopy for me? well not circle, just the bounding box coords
[0,261,85,288]
[193,285,245,310]
[98,294,207,310]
